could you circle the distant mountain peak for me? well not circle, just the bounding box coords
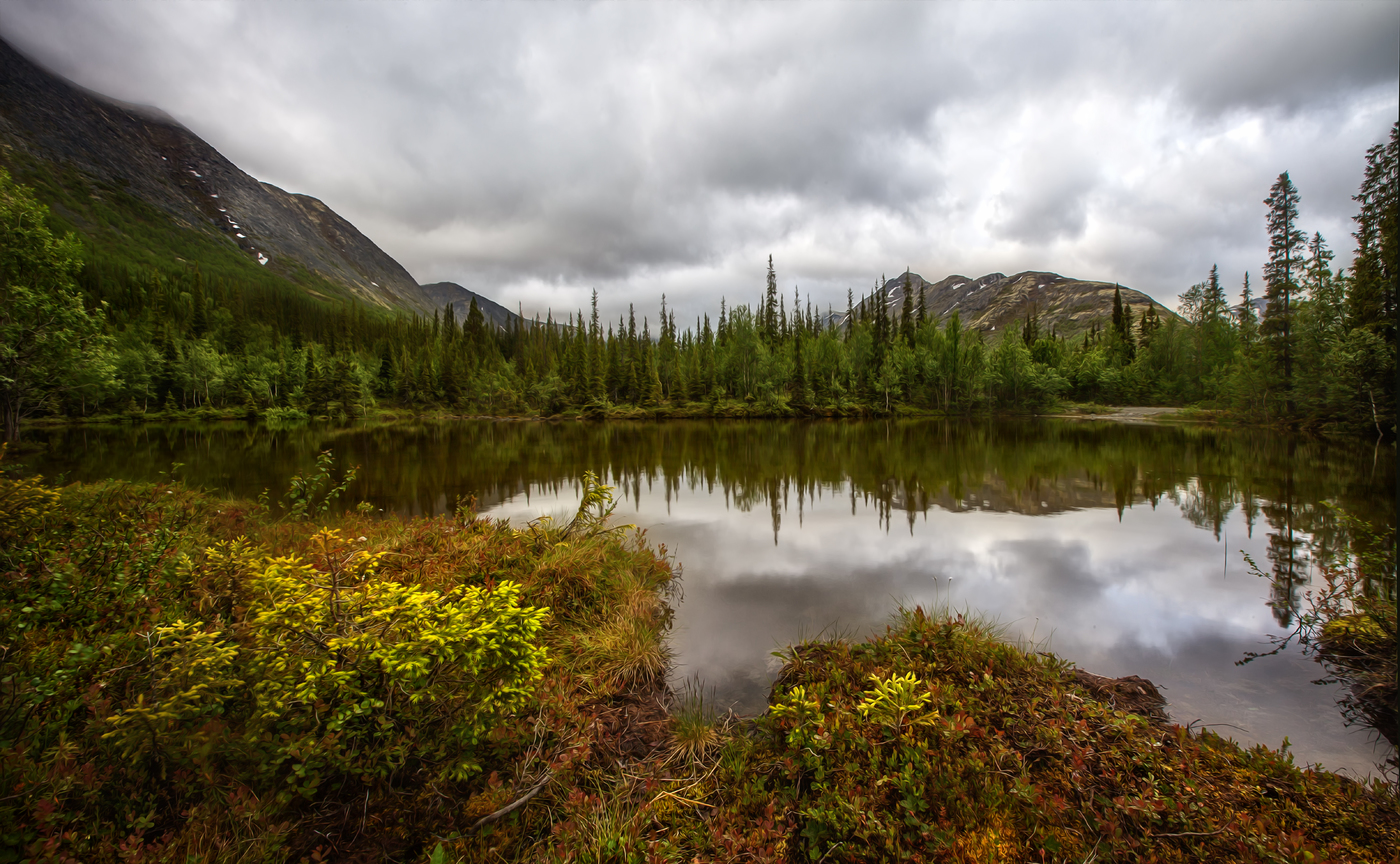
[419,282,523,331]
[832,270,1176,337]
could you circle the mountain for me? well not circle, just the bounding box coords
[419,281,524,331]
[832,270,1179,338]
[0,37,436,314]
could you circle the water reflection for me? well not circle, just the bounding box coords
[19,418,1395,775]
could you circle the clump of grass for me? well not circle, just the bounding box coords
[581,597,670,690]
[668,682,722,767]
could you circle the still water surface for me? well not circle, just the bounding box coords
[20,418,1396,776]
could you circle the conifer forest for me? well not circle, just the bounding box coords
[3,123,1395,444]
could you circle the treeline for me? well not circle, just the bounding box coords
[4,124,1396,438]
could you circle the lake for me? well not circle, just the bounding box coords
[17,416,1396,777]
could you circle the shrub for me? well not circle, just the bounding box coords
[105,529,550,799]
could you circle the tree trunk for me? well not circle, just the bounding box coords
[2,401,19,444]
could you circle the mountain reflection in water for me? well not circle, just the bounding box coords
[21,418,1396,776]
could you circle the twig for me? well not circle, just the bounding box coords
[471,772,553,830]
[1151,825,1231,839]
[652,789,714,808]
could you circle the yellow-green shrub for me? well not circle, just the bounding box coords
[105,529,549,799]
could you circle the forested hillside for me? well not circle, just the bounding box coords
[2,119,1395,441]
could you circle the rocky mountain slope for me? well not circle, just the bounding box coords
[420,281,523,331]
[835,270,1179,338]
[0,37,435,314]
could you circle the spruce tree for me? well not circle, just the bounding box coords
[763,255,779,345]
[1261,171,1305,415]
[792,334,810,408]
[1122,304,1135,361]
[464,298,486,351]
[1347,121,1398,340]
[1237,273,1258,345]
[900,270,915,344]
[1204,264,1228,322]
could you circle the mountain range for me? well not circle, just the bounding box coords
[832,271,1177,338]
[1,35,1175,338]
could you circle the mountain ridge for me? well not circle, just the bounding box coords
[419,281,524,331]
[831,269,1179,337]
[0,36,437,314]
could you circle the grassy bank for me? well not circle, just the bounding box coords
[2,456,1396,863]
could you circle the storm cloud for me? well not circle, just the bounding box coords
[1,1,1395,324]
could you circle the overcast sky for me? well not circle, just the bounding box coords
[2,1,1397,324]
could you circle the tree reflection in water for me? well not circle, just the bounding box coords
[18,416,1396,772]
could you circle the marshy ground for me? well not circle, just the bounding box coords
[1,456,1396,863]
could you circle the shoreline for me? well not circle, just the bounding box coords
[12,400,1241,434]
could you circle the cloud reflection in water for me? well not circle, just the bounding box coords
[488,476,1392,778]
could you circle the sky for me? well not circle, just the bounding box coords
[2,1,1397,325]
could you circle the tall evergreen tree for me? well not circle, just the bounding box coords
[900,269,915,344]
[763,255,779,345]
[464,297,486,351]
[1203,264,1228,322]
[1261,171,1305,415]
[1237,273,1258,345]
[1347,121,1398,340]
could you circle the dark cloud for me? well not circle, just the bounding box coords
[1,0,1395,323]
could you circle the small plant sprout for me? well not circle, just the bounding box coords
[283,448,359,520]
[518,471,635,545]
[856,672,935,735]
[563,471,630,539]
[770,685,822,726]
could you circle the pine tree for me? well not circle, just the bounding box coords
[643,345,662,407]
[900,270,915,344]
[1261,171,1305,415]
[1121,303,1135,361]
[1237,273,1258,345]
[792,334,810,408]
[1347,121,1398,340]
[376,345,395,397]
[464,298,486,351]
[1203,264,1228,322]
[440,353,461,406]
[793,285,803,339]
[763,255,779,345]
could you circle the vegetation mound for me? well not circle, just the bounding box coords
[711,609,1397,862]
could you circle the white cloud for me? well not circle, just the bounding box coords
[2,0,1395,321]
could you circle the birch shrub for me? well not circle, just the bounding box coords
[105,528,548,800]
